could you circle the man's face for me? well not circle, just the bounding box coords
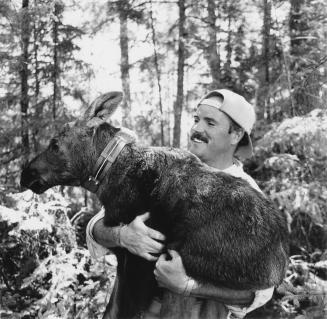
[189,104,233,164]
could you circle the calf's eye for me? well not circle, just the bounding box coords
[50,139,59,152]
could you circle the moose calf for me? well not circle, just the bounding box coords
[21,92,289,318]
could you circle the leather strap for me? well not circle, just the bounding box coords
[83,136,127,193]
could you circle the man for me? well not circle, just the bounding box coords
[86,89,274,318]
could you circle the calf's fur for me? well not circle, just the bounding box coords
[21,92,289,318]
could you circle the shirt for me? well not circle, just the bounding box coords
[86,160,274,318]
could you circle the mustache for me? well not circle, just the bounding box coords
[190,131,209,143]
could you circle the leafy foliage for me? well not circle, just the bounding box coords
[0,190,115,319]
[245,109,327,318]
[250,109,327,242]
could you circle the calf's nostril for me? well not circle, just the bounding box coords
[20,168,38,187]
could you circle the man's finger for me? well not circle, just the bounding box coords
[168,249,180,259]
[156,253,167,265]
[143,253,158,262]
[147,228,166,241]
[147,240,165,253]
[138,212,150,222]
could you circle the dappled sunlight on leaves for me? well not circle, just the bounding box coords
[0,190,115,319]
[246,108,327,318]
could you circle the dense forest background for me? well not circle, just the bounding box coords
[0,0,326,318]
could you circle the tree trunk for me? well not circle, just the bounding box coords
[289,0,305,56]
[20,0,30,162]
[289,0,318,115]
[149,1,165,146]
[32,0,40,152]
[224,11,232,84]
[33,9,40,99]
[173,0,186,148]
[119,3,132,128]
[206,0,220,89]
[52,1,60,120]
[258,0,271,121]
[289,0,304,116]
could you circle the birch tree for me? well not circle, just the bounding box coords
[117,1,132,128]
[206,0,220,89]
[257,0,272,121]
[173,0,186,147]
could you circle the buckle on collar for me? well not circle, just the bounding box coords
[83,176,100,193]
[84,136,127,193]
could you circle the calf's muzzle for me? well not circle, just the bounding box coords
[21,165,49,194]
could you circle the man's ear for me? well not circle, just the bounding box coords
[82,92,123,124]
[231,129,245,146]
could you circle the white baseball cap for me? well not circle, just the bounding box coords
[197,89,256,159]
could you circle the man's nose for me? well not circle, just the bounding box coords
[192,121,205,133]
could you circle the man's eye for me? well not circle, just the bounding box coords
[194,117,199,123]
[208,122,215,126]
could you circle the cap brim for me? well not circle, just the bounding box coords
[235,133,253,159]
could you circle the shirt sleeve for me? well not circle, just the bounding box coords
[86,208,110,259]
[226,286,274,319]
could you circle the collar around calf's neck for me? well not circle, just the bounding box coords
[82,136,127,193]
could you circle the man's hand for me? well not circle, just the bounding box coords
[154,250,191,294]
[120,212,166,261]
[154,250,255,305]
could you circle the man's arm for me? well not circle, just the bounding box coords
[154,250,255,306]
[191,283,254,306]
[86,209,111,259]
[87,210,166,261]
[87,213,266,307]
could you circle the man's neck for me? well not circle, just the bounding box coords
[205,154,234,171]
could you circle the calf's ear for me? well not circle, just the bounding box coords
[116,127,138,143]
[83,92,123,125]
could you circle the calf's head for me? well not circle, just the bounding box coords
[21,91,127,194]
